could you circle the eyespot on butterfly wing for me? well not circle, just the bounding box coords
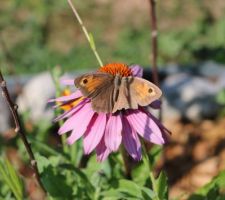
[129,77,162,107]
[74,73,114,98]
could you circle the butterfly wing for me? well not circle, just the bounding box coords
[91,83,115,113]
[74,73,115,113]
[112,77,138,113]
[75,73,114,97]
[75,73,161,113]
[129,77,162,106]
[112,76,162,113]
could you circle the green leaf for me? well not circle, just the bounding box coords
[5,159,23,198]
[85,155,112,180]
[189,171,225,200]
[36,154,95,199]
[42,165,74,199]
[36,153,62,173]
[0,158,23,200]
[197,171,225,195]
[58,163,95,194]
[118,179,143,199]
[140,186,155,200]
[101,189,133,200]
[149,146,163,167]
[101,179,147,199]
[156,171,168,200]
[36,153,51,173]
[35,154,75,199]
[29,137,60,157]
[131,161,149,186]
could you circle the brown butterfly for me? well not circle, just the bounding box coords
[74,72,162,113]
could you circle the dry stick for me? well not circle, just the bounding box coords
[149,0,162,121]
[147,2,165,199]
[67,0,103,67]
[0,71,46,193]
[149,0,159,86]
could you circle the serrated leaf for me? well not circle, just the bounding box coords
[41,165,73,199]
[101,189,128,199]
[141,186,155,200]
[35,153,51,173]
[35,154,76,198]
[118,179,143,199]
[131,161,149,186]
[149,146,163,167]
[85,154,112,180]
[58,163,95,193]
[156,171,168,200]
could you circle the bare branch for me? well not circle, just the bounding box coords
[149,0,159,86]
[149,0,162,121]
[0,70,46,193]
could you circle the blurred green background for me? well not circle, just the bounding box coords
[1,0,225,75]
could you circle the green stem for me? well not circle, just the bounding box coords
[67,0,103,67]
[142,143,160,200]
[94,174,102,200]
[50,67,69,154]
[120,146,131,179]
[59,121,69,154]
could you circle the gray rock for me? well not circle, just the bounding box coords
[16,72,56,123]
[199,61,225,78]
[162,72,223,122]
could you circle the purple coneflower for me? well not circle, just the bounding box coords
[50,63,169,162]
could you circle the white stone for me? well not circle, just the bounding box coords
[16,72,56,123]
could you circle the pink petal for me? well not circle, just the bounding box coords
[58,102,94,139]
[48,90,82,103]
[122,117,142,160]
[96,138,111,162]
[125,110,165,145]
[150,100,162,109]
[60,79,74,86]
[83,114,107,154]
[130,65,143,77]
[53,99,88,122]
[148,112,172,138]
[104,114,122,152]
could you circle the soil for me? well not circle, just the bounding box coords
[162,117,225,198]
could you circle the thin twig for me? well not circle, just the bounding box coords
[67,0,104,67]
[147,2,162,198]
[0,70,46,193]
[149,0,162,121]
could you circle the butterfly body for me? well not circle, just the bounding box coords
[74,72,162,113]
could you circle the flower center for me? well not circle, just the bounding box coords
[98,63,132,77]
